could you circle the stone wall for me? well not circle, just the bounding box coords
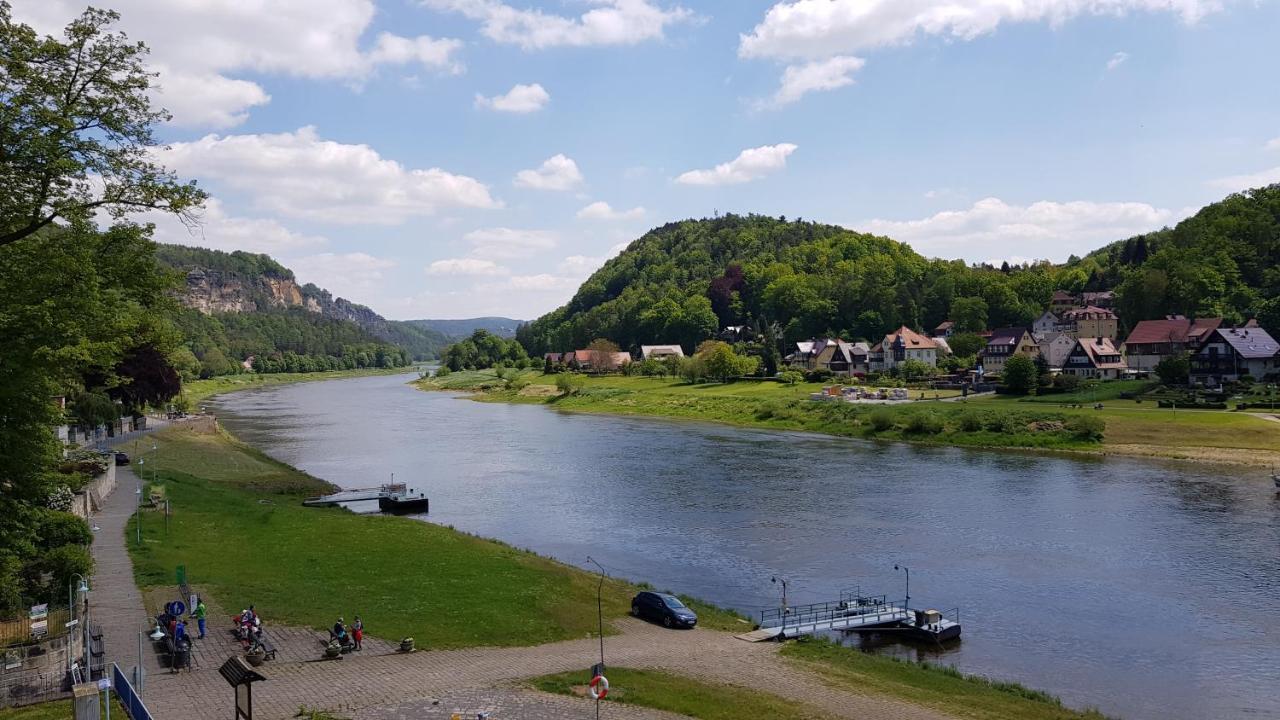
[69,463,116,520]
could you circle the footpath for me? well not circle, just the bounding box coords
[90,446,953,720]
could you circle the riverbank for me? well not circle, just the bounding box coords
[124,419,1104,719]
[181,366,420,407]
[416,370,1280,468]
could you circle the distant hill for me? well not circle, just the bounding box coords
[155,245,449,376]
[406,317,524,339]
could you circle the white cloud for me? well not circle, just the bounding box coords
[10,1,464,128]
[766,55,866,107]
[288,252,396,300]
[143,198,328,256]
[1207,166,1280,192]
[465,227,559,259]
[157,126,499,224]
[1106,51,1130,70]
[1265,136,1280,152]
[675,143,798,186]
[506,274,580,291]
[739,0,1227,61]
[513,154,585,191]
[576,201,646,221]
[475,83,551,113]
[426,258,510,276]
[861,197,1176,262]
[421,0,693,50]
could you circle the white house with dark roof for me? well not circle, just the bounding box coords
[1189,325,1280,385]
[640,344,684,360]
[1062,337,1127,379]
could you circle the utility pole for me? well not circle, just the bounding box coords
[586,557,607,720]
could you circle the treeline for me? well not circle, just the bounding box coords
[171,306,412,378]
[155,243,294,280]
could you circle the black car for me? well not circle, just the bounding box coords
[113,451,130,466]
[631,591,697,629]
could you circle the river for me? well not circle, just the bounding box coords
[211,373,1280,720]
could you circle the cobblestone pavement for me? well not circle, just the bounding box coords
[91,458,954,720]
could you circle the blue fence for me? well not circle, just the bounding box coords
[111,663,153,720]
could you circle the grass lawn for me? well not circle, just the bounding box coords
[782,640,1111,720]
[181,367,419,407]
[420,371,1280,465]
[127,427,743,650]
[530,667,831,720]
[0,698,127,719]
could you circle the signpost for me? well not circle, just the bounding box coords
[29,603,48,639]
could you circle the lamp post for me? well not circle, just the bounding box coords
[585,556,607,720]
[135,479,142,546]
[69,574,90,674]
[770,576,788,613]
[894,564,910,608]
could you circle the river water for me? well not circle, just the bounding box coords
[211,374,1280,720]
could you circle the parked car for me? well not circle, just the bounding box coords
[113,451,130,466]
[631,591,697,629]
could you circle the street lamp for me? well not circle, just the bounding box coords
[770,576,789,613]
[894,564,910,608]
[134,481,142,546]
[585,556,607,720]
[69,574,90,674]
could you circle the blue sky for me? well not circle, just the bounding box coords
[15,0,1280,319]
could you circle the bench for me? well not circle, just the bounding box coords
[87,622,105,676]
[256,632,277,661]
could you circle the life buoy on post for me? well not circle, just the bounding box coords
[589,674,609,700]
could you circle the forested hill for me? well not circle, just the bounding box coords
[517,185,1280,355]
[155,245,448,376]
[1080,185,1280,328]
[406,317,524,339]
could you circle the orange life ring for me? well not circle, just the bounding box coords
[589,674,609,700]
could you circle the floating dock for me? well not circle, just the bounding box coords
[737,591,961,644]
[303,483,428,514]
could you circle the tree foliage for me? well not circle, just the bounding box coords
[442,330,529,371]
[1001,355,1038,395]
[0,4,205,247]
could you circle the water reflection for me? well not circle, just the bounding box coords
[213,374,1280,720]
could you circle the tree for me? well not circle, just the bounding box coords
[1001,355,1038,395]
[1154,352,1190,386]
[0,5,205,247]
[947,332,986,358]
[950,296,988,333]
[898,358,936,381]
[585,338,622,372]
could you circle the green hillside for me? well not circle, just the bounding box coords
[518,187,1280,356]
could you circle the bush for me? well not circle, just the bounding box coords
[778,371,803,385]
[1001,355,1038,395]
[1065,415,1106,441]
[434,365,451,377]
[957,411,984,432]
[868,409,896,432]
[984,414,1014,433]
[904,412,944,435]
[555,374,584,395]
[804,368,833,383]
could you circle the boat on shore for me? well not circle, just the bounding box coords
[303,476,429,514]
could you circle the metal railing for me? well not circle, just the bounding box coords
[0,666,69,708]
[113,662,154,720]
[760,594,903,629]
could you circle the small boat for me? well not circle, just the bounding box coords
[378,487,429,514]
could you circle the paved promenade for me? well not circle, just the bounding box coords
[89,443,953,720]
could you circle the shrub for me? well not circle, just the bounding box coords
[957,411,984,432]
[904,412,944,435]
[1000,355,1037,395]
[434,365,451,377]
[778,371,803,385]
[555,374,584,395]
[1066,415,1106,441]
[868,409,896,432]
[984,414,1014,433]
[804,368,833,383]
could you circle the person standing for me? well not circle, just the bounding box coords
[193,598,207,639]
[352,616,363,651]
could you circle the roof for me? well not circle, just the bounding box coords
[1062,305,1117,320]
[986,327,1030,346]
[1076,337,1126,369]
[543,352,563,361]
[218,656,266,686]
[640,345,684,358]
[1051,290,1075,301]
[883,326,938,350]
[1214,326,1280,360]
[1082,291,1115,301]
[1035,310,1059,322]
[932,337,952,355]
[1124,317,1191,346]
[1188,317,1222,341]
[934,320,954,332]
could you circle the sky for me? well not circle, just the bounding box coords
[13,0,1280,320]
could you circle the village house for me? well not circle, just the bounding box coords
[978,327,1039,375]
[1049,290,1077,315]
[1081,290,1116,309]
[1032,311,1062,336]
[1062,337,1127,379]
[542,352,563,364]
[640,344,685,360]
[568,349,630,372]
[933,320,955,337]
[1060,306,1119,339]
[1037,332,1077,372]
[786,339,869,375]
[1189,325,1280,385]
[1121,316,1222,372]
[870,326,938,372]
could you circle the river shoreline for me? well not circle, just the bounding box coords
[415,371,1280,472]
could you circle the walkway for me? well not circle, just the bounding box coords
[88,445,954,720]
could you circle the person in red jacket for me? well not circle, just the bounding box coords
[352,615,363,651]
